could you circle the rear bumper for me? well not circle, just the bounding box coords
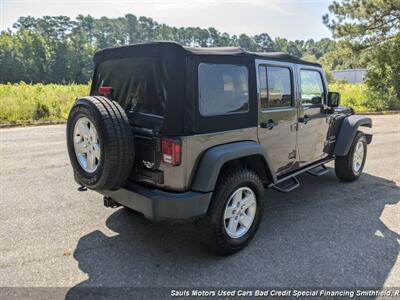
[99,183,213,221]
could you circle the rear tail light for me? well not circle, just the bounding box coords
[98,86,113,95]
[161,138,181,166]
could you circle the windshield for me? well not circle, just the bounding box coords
[92,57,167,117]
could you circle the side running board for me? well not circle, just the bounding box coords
[268,158,334,193]
[307,164,329,176]
[272,177,300,193]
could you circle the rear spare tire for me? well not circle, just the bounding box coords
[66,96,134,190]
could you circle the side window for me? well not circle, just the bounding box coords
[267,67,292,108]
[198,63,249,116]
[258,66,292,109]
[300,70,325,105]
[258,66,268,110]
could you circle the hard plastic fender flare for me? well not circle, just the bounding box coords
[334,115,372,156]
[191,141,276,192]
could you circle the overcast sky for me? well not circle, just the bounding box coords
[0,0,332,40]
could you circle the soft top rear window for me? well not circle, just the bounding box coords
[92,57,167,117]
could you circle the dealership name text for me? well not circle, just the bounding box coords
[171,289,398,298]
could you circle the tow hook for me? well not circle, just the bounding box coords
[103,196,121,208]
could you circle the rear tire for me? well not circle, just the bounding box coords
[335,131,367,182]
[66,96,134,190]
[201,168,264,255]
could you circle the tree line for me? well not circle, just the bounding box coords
[0,14,342,84]
[0,0,399,108]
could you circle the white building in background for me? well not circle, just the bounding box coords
[332,69,368,83]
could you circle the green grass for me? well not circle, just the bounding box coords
[329,82,370,112]
[0,82,90,125]
[329,82,400,112]
[0,82,398,125]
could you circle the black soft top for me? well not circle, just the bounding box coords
[93,41,321,67]
[92,42,321,136]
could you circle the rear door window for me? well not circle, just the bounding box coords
[259,66,292,109]
[198,63,249,116]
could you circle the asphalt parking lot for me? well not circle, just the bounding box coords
[0,115,399,293]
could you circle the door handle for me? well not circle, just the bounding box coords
[261,119,278,130]
[299,115,311,124]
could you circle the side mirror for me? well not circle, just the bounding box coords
[328,92,340,107]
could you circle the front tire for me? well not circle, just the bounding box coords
[201,168,264,255]
[335,131,367,182]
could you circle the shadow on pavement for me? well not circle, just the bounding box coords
[66,170,399,297]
